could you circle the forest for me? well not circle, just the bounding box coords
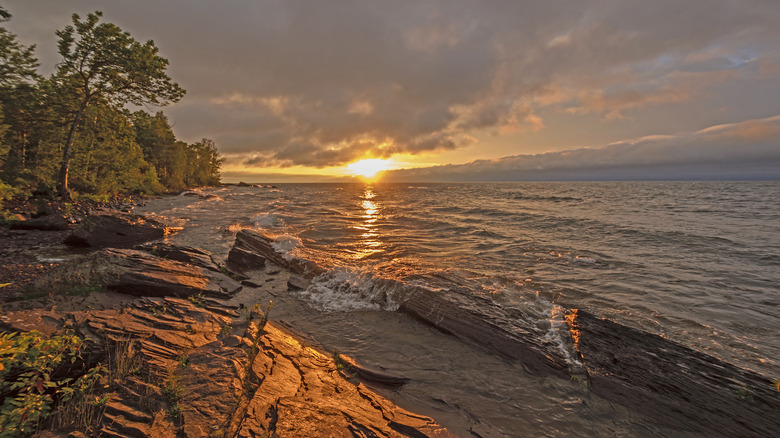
[0,8,222,211]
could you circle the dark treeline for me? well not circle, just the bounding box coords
[0,7,222,209]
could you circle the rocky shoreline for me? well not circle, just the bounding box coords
[0,204,452,437]
[2,203,780,437]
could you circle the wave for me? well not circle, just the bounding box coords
[251,212,285,229]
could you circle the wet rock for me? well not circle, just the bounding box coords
[232,229,570,377]
[568,309,780,438]
[398,286,571,377]
[240,279,264,288]
[226,246,266,273]
[286,275,309,291]
[63,213,177,248]
[137,242,223,273]
[234,230,324,277]
[337,355,411,388]
[9,215,71,231]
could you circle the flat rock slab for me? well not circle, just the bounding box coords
[35,247,242,299]
[99,249,242,299]
[1,294,451,438]
[236,323,451,438]
[64,213,178,248]
[137,242,224,273]
[569,309,780,438]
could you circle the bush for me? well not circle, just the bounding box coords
[0,330,105,436]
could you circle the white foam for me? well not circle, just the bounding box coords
[296,267,404,312]
[543,304,583,369]
[271,235,302,260]
[252,212,285,228]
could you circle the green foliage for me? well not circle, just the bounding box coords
[0,330,105,436]
[0,9,221,201]
[52,11,186,198]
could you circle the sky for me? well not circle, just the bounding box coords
[4,0,780,182]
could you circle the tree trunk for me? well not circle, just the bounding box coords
[57,101,88,200]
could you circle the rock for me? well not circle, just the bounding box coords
[397,285,571,377]
[230,323,450,437]
[63,213,177,248]
[2,291,450,437]
[9,215,70,231]
[232,229,570,377]
[286,275,310,291]
[234,229,324,277]
[137,242,223,273]
[10,215,74,231]
[240,279,264,288]
[568,309,780,438]
[226,246,266,273]
[44,248,242,299]
[228,228,780,437]
[337,355,411,388]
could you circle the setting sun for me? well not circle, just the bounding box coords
[347,159,394,179]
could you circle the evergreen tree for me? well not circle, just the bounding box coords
[52,11,185,199]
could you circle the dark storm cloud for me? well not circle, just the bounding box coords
[384,116,780,181]
[4,0,780,170]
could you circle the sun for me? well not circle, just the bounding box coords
[347,159,394,179]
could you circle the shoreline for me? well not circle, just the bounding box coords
[0,201,454,437]
[2,196,780,437]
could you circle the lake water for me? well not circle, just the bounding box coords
[137,181,780,436]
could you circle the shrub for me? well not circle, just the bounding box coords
[0,330,105,436]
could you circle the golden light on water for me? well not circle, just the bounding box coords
[347,159,394,179]
[354,187,383,259]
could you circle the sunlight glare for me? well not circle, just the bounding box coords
[347,159,394,179]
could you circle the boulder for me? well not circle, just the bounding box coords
[63,213,177,248]
[234,229,324,277]
[225,246,266,273]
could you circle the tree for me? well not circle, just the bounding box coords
[52,11,185,199]
[0,6,39,190]
[0,12,38,88]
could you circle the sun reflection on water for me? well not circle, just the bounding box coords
[353,186,384,259]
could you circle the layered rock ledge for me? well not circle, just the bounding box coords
[0,224,451,437]
[232,229,780,438]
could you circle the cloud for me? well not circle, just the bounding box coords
[383,115,780,181]
[4,0,780,170]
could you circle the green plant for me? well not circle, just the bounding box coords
[106,338,140,381]
[244,301,274,328]
[570,374,590,387]
[187,291,205,307]
[177,352,190,369]
[735,385,754,402]
[219,325,232,337]
[0,330,105,436]
[62,284,103,297]
[162,370,184,421]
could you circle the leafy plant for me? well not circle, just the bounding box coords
[187,291,205,308]
[0,330,105,436]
